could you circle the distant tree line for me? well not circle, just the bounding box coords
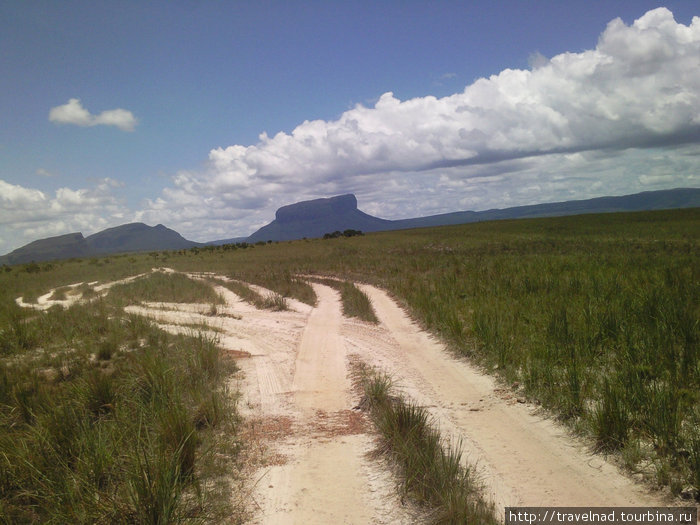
[323,229,364,239]
[184,241,265,255]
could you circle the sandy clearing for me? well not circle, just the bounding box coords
[15,270,153,310]
[355,284,670,513]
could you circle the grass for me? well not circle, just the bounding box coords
[48,285,70,301]
[338,281,377,323]
[106,270,225,306]
[0,276,241,522]
[215,278,263,306]
[260,292,288,311]
[357,363,498,524]
[214,278,288,311]
[308,277,378,323]
[227,268,316,307]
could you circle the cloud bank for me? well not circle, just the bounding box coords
[49,98,138,131]
[0,178,128,254]
[138,8,699,241]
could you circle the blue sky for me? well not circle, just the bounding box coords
[1,1,699,253]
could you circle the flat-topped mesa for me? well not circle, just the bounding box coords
[247,193,392,242]
[275,194,358,223]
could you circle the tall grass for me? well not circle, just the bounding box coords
[260,292,288,311]
[338,281,378,322]
[358,365,497,524]
[229,268,316,306]
[214,278,288,311]
[0,290,239,522]
[106,271,225,306]
[215,279,264,307]
[308,277,378,322]
[0,301,37,355]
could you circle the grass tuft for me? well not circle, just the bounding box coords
[308,277,378,322]
[0,292,240,522]
[359,364,498,524]
[260,292,288,311]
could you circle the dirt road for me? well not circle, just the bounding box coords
[236,282,418,524]
[234,279,668,522]
[40,271,673,522]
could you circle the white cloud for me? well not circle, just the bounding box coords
[49,98,138,131]
[139,8,699,241]
[0,180,51,211]
[0,178,129,255]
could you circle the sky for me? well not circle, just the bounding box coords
[1,1,699,254]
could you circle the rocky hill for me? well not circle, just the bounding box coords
[0,223,198,265]
[85,223,197,255]
[0,232,91,266]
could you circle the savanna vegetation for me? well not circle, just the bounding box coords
[211,278,288,311]
[1,206,698,518]
[0,273,240,523]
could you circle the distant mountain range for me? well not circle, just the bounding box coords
[246,188,700,242]
[2,188,698,265]
[0,223,198,266]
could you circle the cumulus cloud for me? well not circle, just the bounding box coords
[137,8,699,241]
[0,178,129,255]
[49,98,138,131]
[210,8,699,178]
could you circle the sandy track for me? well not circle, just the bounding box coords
[242,283,417,524]
[291,284,349,413]
[117,280,401,523]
